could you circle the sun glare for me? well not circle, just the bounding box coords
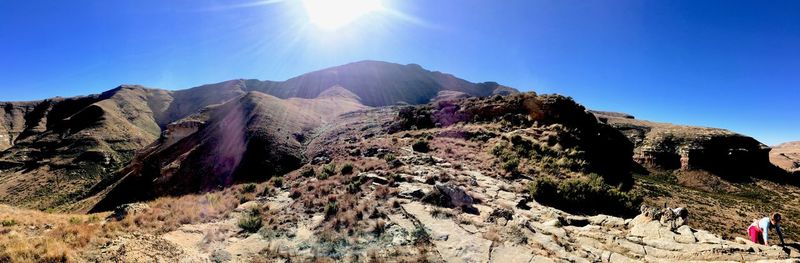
[301,0,383,30]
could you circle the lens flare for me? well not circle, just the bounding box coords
[301,0,383,30]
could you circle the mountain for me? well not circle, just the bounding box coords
[1,62,799,261]
[90,89,367,211]
[241,60,517,106]
[771,141,800,173]
[3,91,797,262]
[0,61,518,211]
[0,87,172,209]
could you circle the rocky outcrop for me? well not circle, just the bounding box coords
[390,93,635,186]
[390,148,800,262]
[595,112,772,178]
[771,141,800,173]
[161,120,204,147]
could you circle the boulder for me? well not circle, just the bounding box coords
[110,203,151,220]
[360,172,389,185]
[421,183,476,212]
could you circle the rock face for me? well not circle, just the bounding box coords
[771,141,800,174]
[595,111,772,178]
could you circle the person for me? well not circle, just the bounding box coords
[748,212,786,246]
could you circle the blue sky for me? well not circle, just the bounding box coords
[0,0,798,145]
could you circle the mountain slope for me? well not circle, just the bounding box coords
[243,60,517,106]
[90,89,368,211]
[0,86,170,209]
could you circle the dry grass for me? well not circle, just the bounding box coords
[0,205,107,263]
[0,183,248,262]
[110,186,240,233]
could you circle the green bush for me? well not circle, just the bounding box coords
[237,207,263,233]
[491,141,508,156]
[319,163,336,180]
[271,176,284,187]
[241,183,257,193]
[1,219,17,227]
[412,140,430,153]
[528,174,641,217]
[300,167,315,178]
[341,163,354,175]
[412,225,431,245]
[491,141,520,173]
[499,151,520,172]
[324,201,339,219]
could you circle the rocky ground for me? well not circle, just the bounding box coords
[2,90,799,262]
[84,146,799,262]
[771,142,800,174]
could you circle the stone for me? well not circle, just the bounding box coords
[674,225,697,243]
[399,188,426,199]
[421,183,475,210]
[311,155,331,164]
[210,249,232,263]
[360,172,389,185]
[436,184,475,207]
[111,203,151,220]
[387,159,403,168]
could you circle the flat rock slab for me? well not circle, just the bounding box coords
[403,202,491,263]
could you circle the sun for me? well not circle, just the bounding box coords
[301,0,383,30]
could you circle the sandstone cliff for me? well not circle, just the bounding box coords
[595,111,772,178]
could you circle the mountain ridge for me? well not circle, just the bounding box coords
[0,60,518,211]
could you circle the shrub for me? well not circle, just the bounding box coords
[412,140,430,153]
[347,182,361,194]
[324,202,339,219]
[412,225,431,245]
[1,219,17,227]
[68,217,82,225]
[237,207,263,233]
[300,167,315,178]
[371,220,386,236]
[528,174,641,217]
[241,183,257,193]
[491,141,520,173]
[238,194,251,204]
[383,153,396,162]
[87,215,101,223]
[341,163,354,175]
[491,141,507,156]
[500,153,520,173]
[319,163,336,179]
[271,176,284,187]
[260,186,274,197]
